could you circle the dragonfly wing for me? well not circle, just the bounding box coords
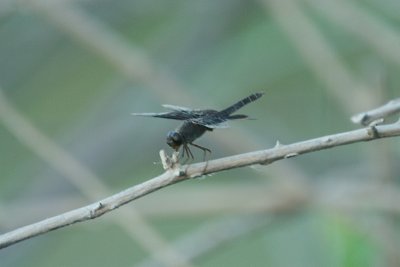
[162,104,194,112]
[131,111,191,120]
[131,112,168,116]
[203,121,230,128]
[190,115,230,128]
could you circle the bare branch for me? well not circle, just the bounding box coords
[1,120,400,249]
[352,98,400,126]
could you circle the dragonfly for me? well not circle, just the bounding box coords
[132,92,264,160]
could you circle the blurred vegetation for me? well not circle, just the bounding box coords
[1,0,400,266]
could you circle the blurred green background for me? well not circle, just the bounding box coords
[1,0,400,266]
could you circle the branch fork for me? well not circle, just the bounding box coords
[351,98,400,126]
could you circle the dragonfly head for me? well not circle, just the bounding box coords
[166,131,183,150]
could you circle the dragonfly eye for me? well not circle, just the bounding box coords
[166,131,182,150]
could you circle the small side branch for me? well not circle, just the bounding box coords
[1,120,400,249]
[352,98,400,126]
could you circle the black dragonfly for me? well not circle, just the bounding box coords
[132,92,264,160]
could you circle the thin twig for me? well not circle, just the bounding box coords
[1,119,400,249]
[352,98,400,126]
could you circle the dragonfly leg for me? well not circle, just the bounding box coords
[185,144,194,160]
[190,143,211,162]
[180,144,194,164]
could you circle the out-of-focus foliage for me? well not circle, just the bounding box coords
[1,0,400,266]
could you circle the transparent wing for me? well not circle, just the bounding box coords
[131,112,169,116]
[190,114,230,128]
[201,121,230,128]
[131,107,209,121]
[133,105,233,126]
[162,104,194,112]
[131,111,192,120]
